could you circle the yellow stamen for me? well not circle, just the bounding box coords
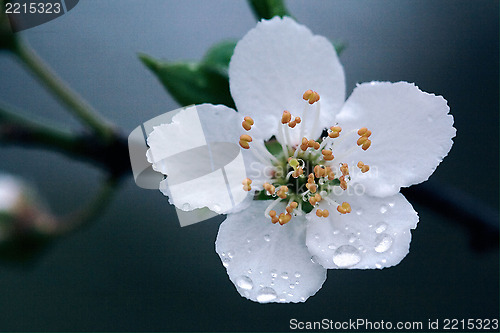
[316,209,323,217]
[277,185,289,199]
[340,163,349,176]
[357,161,370,173]
[328,126,342,138]
[362,140,372,150]
[241,116,254,131]
[357,136,368,146]
[357,127,368,136]
[337,202,352,214]
[281,110,292,124]
[322,209,329,217]
[240,134,252,142]
[239,140,250,149]
[278,213,292,225]
[302,90,320,104]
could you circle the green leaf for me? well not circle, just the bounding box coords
[333,40,347,56]
[202,39,237,75]
[139,53,235,108]
[247,0,291,20]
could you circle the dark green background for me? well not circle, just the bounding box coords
[0,0,498,331]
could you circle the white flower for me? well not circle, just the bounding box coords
[146,17,455,303]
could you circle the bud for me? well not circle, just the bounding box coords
[0,174,58,262]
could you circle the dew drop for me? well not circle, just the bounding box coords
[281,272,289,280]
[256,287,277,303]
[227,251,234,258]
[328,244,336,250]
[380,205,388,214]
[375,263,382,268]
[270,270,278,278]
[356,209,363,216]
[348,233,357,243]
[264,234,271,242]
[388,202,395,208]
[236,276,254,290]
[333,229,340,235]
[374,233,393,253]
[294,272,301,278]
[311,255,319,264]
[375,222,388,234]
[333,245,361,267]
[314,233,320,240]
[222,258,231,267]
[289,284,295,289]
[247,269,252,274]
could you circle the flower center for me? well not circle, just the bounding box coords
[239,90,372,225]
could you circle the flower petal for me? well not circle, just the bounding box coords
[306,192,418,269]
[229,17,345,143]
[334,82,455,197]
[216,200,326,303]
[147,104,268,214]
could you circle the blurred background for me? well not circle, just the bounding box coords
[0,0,498,331]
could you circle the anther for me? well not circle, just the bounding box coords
[269,210,277,218]
[277,186,289,199]
[329,126,342,138]
[288,121,297,128]
[340,163,349,176]
[313,142,320,150]
[316,209,323,217]
[357,161,370,173]
[322,149,334,161]
[242,116,254,131]
[357,127,368,136]
[294,117,301,124]
[240,134,252,142]
[278,213,292,225]
[281,110,292,124]
[242,178,252,191]
[339,175,347,190]
[362,140,372,150]
[303,90,320,104]
[337,202,352,214]
[263,182,276,195]
[322,209,329,217]
[308,139,315,147]
[357,136,368,146]
[239,140,250,149]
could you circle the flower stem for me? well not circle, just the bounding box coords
[12,40,114,141]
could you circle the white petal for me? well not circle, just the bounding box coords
[216,200,326,303]
[147,104,268,214]
[334,82,455,197]
[229,17,345,143]
[305,192,418,269]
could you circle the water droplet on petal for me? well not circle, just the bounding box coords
[328,244,336,250]
[270,270,277,278]
[236,276,253,290]
[222,258,231,267]
[314,233,320,240]
[375,263,382,268]
[333,229,340,235]
[380,205,388,214]
[348,233,357,243]
[289,284,295,289]
[281,272,289,280]
[374,233,393,253]
[227,251,234,258]
[311,255,319,264]
[356,209,363,216]
[264,234,271,242]
[256,287,277,303]
[333,245,361,267]
[388,202,395,208]
[294,272,301,278]
[375,222,388,234]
